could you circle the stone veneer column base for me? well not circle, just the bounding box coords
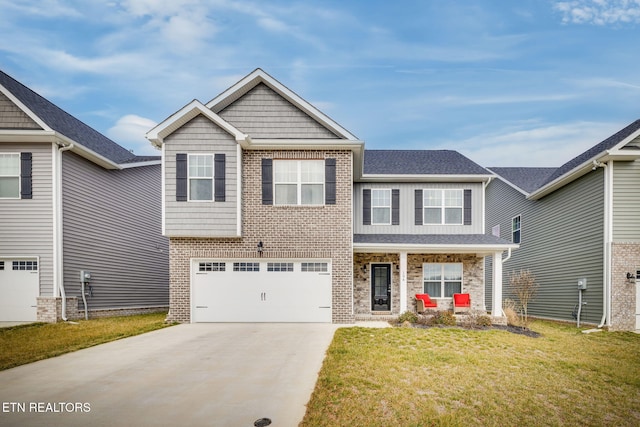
[610,242,640,331]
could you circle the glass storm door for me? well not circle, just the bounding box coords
[371,264,391,311]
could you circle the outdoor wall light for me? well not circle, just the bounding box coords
[257,241,264,257]
[362,264,367,273]
[626,272,636,281]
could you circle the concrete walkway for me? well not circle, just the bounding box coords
[0,323,340,427]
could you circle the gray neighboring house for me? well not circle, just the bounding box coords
[146,68,516,325]
[485,120,640,331]
[0,70,169,322]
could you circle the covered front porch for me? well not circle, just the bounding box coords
[352,234,517,322]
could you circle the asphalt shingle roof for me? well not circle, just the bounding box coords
[0,70,159,165]
[364,150,490,175]
[488,167,556,194]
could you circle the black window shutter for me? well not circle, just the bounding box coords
[325,158,336,205]
[463,189,472,225]
[392,189,400,225]
[176,153,187,201]
[214,154,226,202]
[262,158,273,205]
[20,152,32,199]
[362,189,371,225]
[414,189,423,225]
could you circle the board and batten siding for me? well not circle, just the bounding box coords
[353,182,484,234]
[164,115,239,237]
[0,92,41,129]
[0,142,53,296]
[612,159,640,241]
[61,152,168,310]
[218,83,339,139]
[485,170,604,324]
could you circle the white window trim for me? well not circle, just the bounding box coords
[274,159,324,206]
[512,214,521,244]
[0,152,20,199]
[371,188,392,225]
[188,154,214,202]
[423,189,463,225]
[422,263,463,298]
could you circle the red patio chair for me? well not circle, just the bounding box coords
[415,294,437,313]
[452,293,471,313]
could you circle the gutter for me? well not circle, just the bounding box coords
[54,142,74,321]
[595,160,612,328]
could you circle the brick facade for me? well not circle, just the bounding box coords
[167,149,354,323]
[37,297,79,322]
[353,253,485,316]
[610,242,640,331]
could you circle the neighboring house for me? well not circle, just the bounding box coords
[147,68,516,324]
[486,120,640,331]
[0,70,169,322]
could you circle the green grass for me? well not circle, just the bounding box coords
[0,312,172,371]
[302,321,640,427]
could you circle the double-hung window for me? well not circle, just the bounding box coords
[423,263,463,298]
[189,154,213,201]
[0,153,20,199]
[512,215,521,244]
[371,189,391,225]
[424,189,463,225]
[274,160,324,205]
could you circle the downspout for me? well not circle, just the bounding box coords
[594,160,611,328]
[54,142,74,321]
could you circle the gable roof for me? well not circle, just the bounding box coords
[0,70,158,167]
[363,150,492,181]
[488,167,556,195]
[206,68,359,141]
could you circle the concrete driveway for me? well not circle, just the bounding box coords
[0,323,339,427]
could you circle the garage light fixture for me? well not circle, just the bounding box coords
[257,241,264,257]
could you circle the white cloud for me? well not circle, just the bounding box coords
[554,0,640,25]
[446,121,623,167]
[107,114,159,156]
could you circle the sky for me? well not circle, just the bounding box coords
[1,0,640,167]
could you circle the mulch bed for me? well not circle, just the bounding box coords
[395,322,542,338]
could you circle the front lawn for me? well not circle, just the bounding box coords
[0,312,172,371]
[302,321,640,426]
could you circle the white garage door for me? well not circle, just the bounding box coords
[0,259,39,321]
[192,259,332,323]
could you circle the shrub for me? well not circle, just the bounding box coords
[477,315,493,327]
[503,298,521,327]
[461,310,494,328]
[397,311,418,324]
[508,270,539,329]
[428,311,456,326]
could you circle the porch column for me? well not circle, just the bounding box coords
[399,252,408,313]
[492,251,503,317]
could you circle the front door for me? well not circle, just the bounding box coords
[371,264,391,311]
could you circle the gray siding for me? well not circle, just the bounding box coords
[0,143,53,295]
[0,92,41,129]
[164,115,239,237]
[218,83,339,139]
[62,152,169,310]
[612,159,640,241]
[354,182,484,234]
[485,170,604,324]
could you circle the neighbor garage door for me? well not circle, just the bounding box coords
[192,259,332,322]
[0,259,39,321]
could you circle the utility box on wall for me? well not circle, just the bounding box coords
[578,278,587,290]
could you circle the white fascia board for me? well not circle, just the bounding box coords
[358,174,494,183]
[244,138,364,151]
[353,242,518,255]
[119,160,162,169]
[0,84,52,131]
[488,172,530,197]
[146,100,247,147]
[206,69,359,141]
[0,129,57,143]
[59,134,121,170]
[529,128,640,200]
